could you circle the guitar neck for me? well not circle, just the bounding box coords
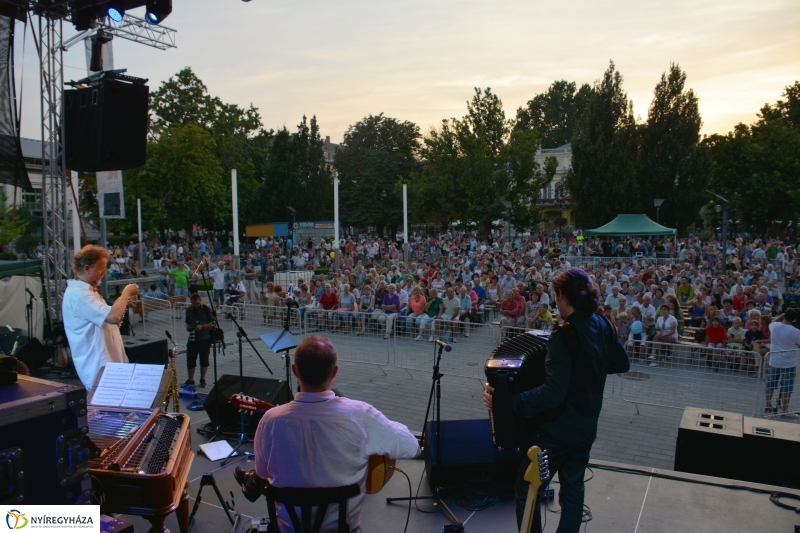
[519,489,538,533]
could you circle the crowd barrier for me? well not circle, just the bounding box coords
[141,301,790,421]
[620,339,763,418]
[565,255,680,271]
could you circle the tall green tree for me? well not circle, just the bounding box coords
[248,116,333,225]
[515,80,593,148]
[114,124,228,235]
[705,81,800,231]
[409,88,556,234]
[335,114,422,234]
[566,61,639,229]
[638,63,710,232]
[0,191,27,248]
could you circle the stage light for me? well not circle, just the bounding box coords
[145,0,172,25]
[107,4,125,22]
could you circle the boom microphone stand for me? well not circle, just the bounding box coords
[386,339,461,527]
[221,312,273,466]
[197,260,225,442]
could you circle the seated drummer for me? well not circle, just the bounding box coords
[237,335,420,532]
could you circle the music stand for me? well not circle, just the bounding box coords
[260,328,299,399]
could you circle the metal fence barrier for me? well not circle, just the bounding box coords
[304,308,392,367]
[395,318,495,379]
[620,339,763,418]
[760,350,800,420]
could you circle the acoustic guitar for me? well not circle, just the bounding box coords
[519,446,550,533]
[228,394,396,494]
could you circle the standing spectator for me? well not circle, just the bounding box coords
[170,259,191,301]
[242,259,258,304]
[764,309,800,417]
[209,262,226,307]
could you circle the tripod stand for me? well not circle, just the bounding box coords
[386,341,461,526]
[222,313,273,466]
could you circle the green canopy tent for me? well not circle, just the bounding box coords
[584,214,676,237]
[0,259,42,277]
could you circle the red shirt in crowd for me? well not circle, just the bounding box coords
[705,324,727,345]
[732,294,746,311]
[319,291,338,310]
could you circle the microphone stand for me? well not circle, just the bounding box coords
[221,313,273,466]
[198,262,225,442]
[386,339,461,526]
[25,289,35,339]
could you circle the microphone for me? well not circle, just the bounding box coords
[25,288,37,301]
[434,339,452,352]
[165,330,174,342]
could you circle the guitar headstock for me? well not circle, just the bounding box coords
[523,446,550,493]
[229,393,274,414]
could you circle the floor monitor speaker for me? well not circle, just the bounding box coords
[0,333,49,370]
[123,337,169,367]
[741,416,800,488]
[203,375,291,436]
[674,407,743,480]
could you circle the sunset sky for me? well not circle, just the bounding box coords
[13,0,800,143]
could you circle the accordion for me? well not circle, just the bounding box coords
[485,330,550,452]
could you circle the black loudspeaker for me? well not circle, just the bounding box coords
[674,407,743,480]
[741,417,800,488]
[0,334,49,370]
[204,375,292,436]
[424,419,521,490]
[64,79,148,172]
[123,337,169,367]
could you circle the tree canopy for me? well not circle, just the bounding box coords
[515,80,592,149]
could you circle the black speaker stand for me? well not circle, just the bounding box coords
[188,473,235,529]
[386,342,461,527]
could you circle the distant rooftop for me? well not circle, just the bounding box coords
[539,142,571,155]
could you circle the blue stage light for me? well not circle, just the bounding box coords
[107,7,124,22]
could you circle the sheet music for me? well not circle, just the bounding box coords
[198,440,237,461]
[91,363,164,409]
[90,387,127,407]
[130,364,165,392]
[121,389,159,409]
[96,363,135,390]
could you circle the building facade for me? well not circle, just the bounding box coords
[534,142,575,230]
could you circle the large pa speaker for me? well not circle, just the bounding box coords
[204,375,292,436]
[123,337,169,367]
[64,79,148,172]
[0,334,49,370]
[741,417,800,488]
[674,407,743,479]
[424,419,521,491]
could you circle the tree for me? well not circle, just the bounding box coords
[566,61,639,229]
[409,88,556,234]
[248,116,333,225]
[515,80,593,148]
[114,124,228,236]
[0,191,27,249]
[638,63,710,232]
[705,81,800,232]
[335,114,422,234]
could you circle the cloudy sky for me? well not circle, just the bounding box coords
[13,0,800,143]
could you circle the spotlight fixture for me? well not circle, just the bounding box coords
[107,3,125,22]
[145,0,172,25]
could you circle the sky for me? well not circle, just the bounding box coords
[12,0,800,143]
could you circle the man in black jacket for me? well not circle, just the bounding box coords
[485,267,630,533]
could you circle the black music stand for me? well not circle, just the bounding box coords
[260,300,300,398]
[386,340,461,526]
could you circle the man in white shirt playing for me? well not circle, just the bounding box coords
[62,245,138,391]
[244,336,420,532]
[765,309,800,418]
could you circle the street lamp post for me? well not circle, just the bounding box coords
[654,198,665,224]
[286,206,296,268]
[706,190,729,260]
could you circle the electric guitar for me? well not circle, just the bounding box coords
[228,394,396,494]
[519,446,550,533]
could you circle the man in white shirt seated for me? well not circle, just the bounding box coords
[239,336,420,532]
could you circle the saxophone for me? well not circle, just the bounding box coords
[164,332,180,412]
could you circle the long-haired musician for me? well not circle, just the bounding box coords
[62,244,139,391]
[484,267,629,533]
